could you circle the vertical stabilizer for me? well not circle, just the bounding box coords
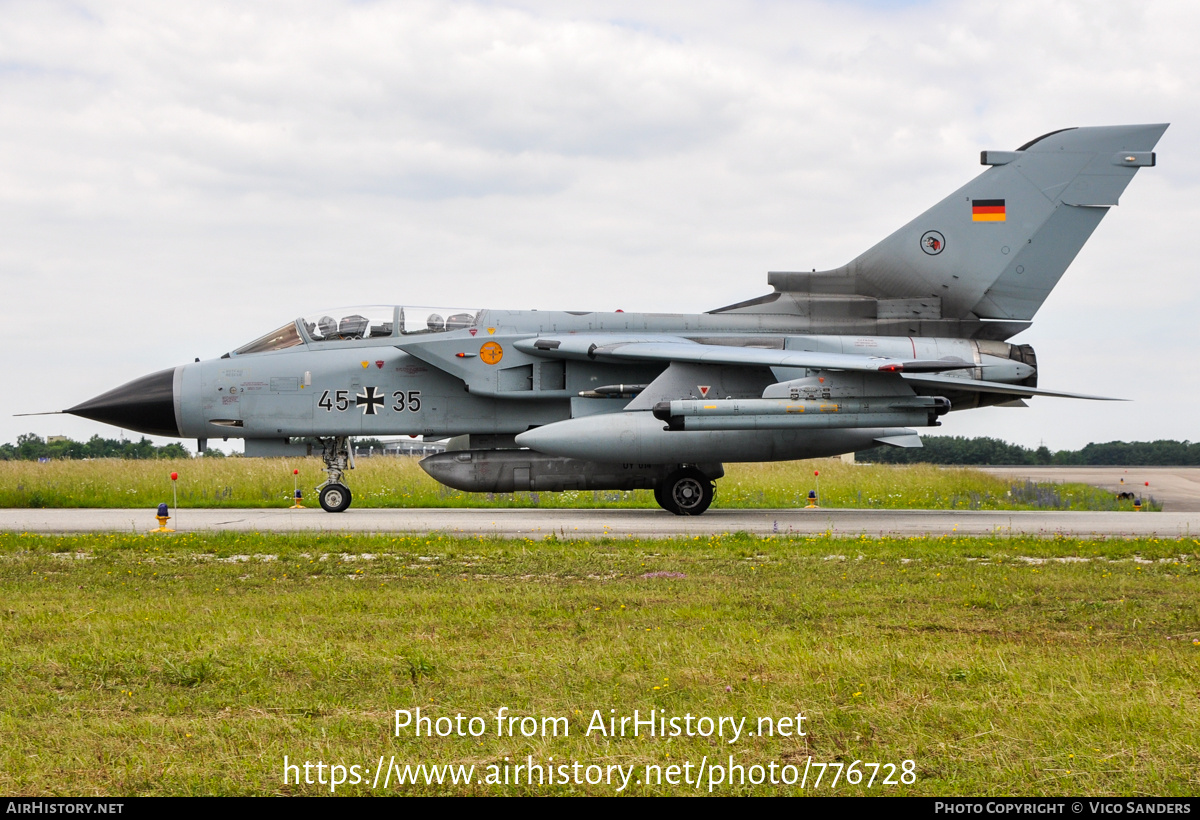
[770,124,1167,321]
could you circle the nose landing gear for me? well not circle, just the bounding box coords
[317,436,355,513]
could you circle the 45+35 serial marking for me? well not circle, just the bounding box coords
[318,388,421,415]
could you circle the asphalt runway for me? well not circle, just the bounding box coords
[3,507,1200,538]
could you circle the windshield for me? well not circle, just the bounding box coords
[233,322,305,355]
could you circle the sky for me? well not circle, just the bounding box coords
[2,0,1196,453]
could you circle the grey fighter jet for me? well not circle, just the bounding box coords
[61,124,1166,514]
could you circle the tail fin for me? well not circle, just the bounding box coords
[769,123,1167,321]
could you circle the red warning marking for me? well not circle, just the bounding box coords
[698,385,711,397]
[375,360,384,369]
[469,328,478,336]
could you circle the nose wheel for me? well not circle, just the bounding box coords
[319,483,352,513]
[316,436,355,513]
[655,467,714,516]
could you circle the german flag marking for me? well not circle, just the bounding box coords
[972,198,1006,222]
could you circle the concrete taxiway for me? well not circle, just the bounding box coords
[976,466,1200,512]
[3,507,1199,538]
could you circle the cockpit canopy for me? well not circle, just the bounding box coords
[231,306,480,355]
[303,306,398,343]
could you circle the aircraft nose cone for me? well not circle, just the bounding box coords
[65,367,181,437]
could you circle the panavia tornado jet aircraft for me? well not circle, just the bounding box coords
[60,124,1166,514]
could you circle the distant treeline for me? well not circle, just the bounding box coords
[866,437,1200,466]
[1,433,193,461]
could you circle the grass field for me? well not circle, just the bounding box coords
[0,457,1151,511]
[1,531,1196,796]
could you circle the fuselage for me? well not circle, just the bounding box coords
[149,305,1035,447]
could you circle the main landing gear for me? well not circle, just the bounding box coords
[654,467,715,516]
[317,436,354,513]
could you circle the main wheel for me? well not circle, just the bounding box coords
[653,482,677,514]
[319,483,352,513]
[660,468,714,516]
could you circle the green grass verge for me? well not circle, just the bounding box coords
[1,531,1196,795]
[0,457,1152,511]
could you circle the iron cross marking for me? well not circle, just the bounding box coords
[356,386,385,415]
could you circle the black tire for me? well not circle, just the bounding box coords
[653,482,678,514]
[319,483,352,513]
[661,468,714,516]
